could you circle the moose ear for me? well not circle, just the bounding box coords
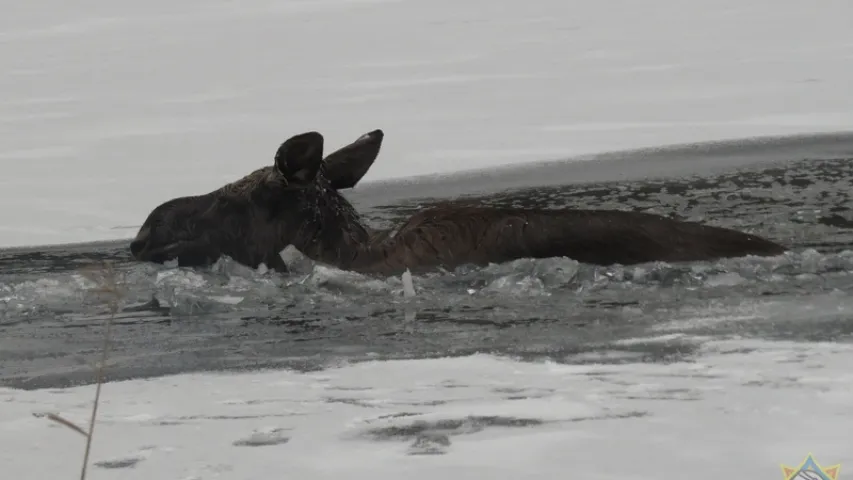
[274,131,325,185]
[322,129,384,190]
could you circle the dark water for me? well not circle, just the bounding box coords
[3,133,853,391]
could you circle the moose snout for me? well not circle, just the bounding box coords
[129,237,147,258]
[129,235,175,263]
[129,227,151,259]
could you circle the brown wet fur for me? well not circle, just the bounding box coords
[348,206,786,275]
[130,129,787,275]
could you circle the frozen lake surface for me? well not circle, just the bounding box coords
[2,0,853,478]
[3,137,853,479]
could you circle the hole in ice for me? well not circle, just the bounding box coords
[407,433,452,455]
[94,455,145,469]
[232,427,291,447]
[361,415,547,442]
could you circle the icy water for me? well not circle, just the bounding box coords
[3,135,853,392]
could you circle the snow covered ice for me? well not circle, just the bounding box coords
[2,337,853,479]
[2,0,853,478]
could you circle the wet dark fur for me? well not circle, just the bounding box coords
[131,129,787,275]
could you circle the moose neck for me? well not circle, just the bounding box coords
[289,186,376,268]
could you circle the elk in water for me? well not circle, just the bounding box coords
[130,129,787,275]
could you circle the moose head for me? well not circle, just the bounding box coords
[129,129,384,271]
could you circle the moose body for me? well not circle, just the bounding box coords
[130,129,787,275]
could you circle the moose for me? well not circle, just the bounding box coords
[129,129,787,275]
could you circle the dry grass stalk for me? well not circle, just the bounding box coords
[35,261,125,480]
[32,412,89,438]
[76,260,124,480]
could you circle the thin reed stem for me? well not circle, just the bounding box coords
[79,306,115,480]
[77,261,122,480]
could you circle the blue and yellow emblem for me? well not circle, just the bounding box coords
[781,454,841,480]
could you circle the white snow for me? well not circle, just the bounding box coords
[2,336,851,479]
[3,0,853,478]
[2,0,853,248]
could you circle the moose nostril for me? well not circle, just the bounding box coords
[129,239,146,257]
